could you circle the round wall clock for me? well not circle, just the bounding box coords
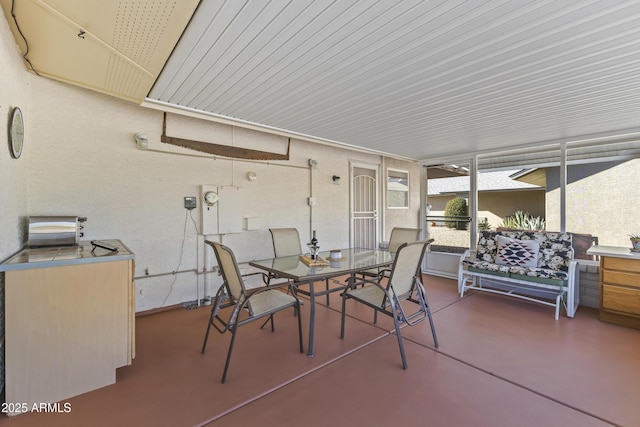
[8,107,24,159]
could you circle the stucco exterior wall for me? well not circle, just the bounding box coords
[0,9,32,395]
[0,8,29,262]
[1,16,420,313]
[26,77,399,311]
[546,160,639,247]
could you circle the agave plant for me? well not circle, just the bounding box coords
[499,211,545,231]
[525,215,546,231]
[478,217,491,231]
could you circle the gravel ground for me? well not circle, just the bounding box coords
[428,227,471,251]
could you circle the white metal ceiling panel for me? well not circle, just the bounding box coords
[148,0,640,160]
[6,0,640,161]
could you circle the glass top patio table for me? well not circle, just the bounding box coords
[250,248,394,357]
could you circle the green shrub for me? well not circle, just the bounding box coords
[444,197,468,230]
[499,211,545,231]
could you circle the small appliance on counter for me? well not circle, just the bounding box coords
[28,216,86,247]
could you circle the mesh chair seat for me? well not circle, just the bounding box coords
[201,240,304,383]
[345,285,386,308]
[249,289,299,317]
[341,240,438,369]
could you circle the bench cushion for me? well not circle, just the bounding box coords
[467,262,510,276]
[496,235,539,267]
[476,230,538,264]
[465,261,568,286]
[537,232,573,272]
[508,265,568,287]
[465,230,573,288]
[475,230,572,271]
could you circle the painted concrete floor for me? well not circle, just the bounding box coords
[2,275,639,427]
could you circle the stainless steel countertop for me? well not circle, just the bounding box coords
[0,239,134,272]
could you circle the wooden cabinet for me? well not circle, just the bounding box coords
[600,255,640,329]
[1,241,135,416]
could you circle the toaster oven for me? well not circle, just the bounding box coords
[28,216,86,247]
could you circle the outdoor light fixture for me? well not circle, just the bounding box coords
[134,132,148,150]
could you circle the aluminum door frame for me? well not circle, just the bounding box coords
[350,162,379,249]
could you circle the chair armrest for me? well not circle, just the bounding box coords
[244,281,296,297]
[568,258,578,268]
[459,249,476,264]
[458,250,476,292]
[345,276,387,292]
[234,281,299,314]
[241,271,268,279]
[567,259,579,290]
[346,276,375,289]
[377,268,391,278]
[240,271,272,285]
[565,259,580,317]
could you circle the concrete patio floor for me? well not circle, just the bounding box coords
[1,275,638,427]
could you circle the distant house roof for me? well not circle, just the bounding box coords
[428,169,543,196]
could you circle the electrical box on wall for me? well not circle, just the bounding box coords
[218,187,243,233]
[200,185,243,235]
[184,196,196,210]
[244,217,261,231]
[201,185,219,235]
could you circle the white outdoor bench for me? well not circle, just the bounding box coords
[458,230,579,319]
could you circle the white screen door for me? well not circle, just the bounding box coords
[351,164,378,249]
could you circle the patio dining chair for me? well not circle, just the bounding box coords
[341,240,438,369]
[269,227,333,305]
[201,240,303,383]
[360,227,423,280]
[270,227,305,258]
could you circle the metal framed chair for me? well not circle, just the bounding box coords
[269,228,334,305]
[341,240,438,369]
[201,240,303,383]
[360,227,423,280]
[270,227,304,258]
[387,227,422,252]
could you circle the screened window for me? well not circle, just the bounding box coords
[426,163,471,254]
[387,169,409,208]
[476,140,640,253]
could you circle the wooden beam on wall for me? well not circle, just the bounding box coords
[160,113,290,160]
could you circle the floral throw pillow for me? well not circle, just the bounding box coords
[495,235,539,267]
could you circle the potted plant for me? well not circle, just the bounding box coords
[630,234,640,251]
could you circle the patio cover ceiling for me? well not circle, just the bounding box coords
[4,1,640,162]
